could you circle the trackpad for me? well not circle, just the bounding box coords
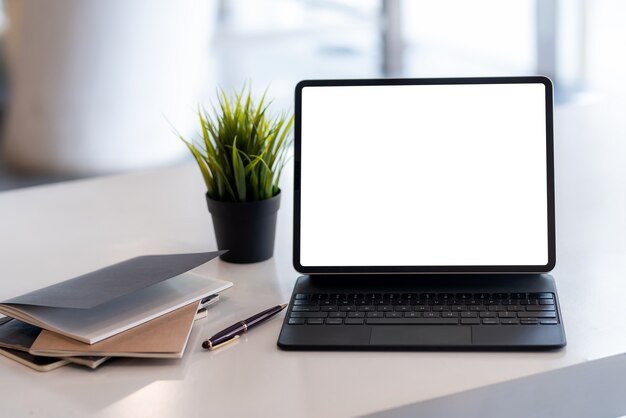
[370,326,472,346]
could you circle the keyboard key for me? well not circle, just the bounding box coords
[507,306,525,312]
[461,318,481,325]
[423,312,440,318]
[529,292,554,299]
[395,306,410,312]
[419,293,436,299]
[492,293,507,299]
[456,293,472,299]
[413,306,428,312]
[357,306,375,312]
[294,293,309,300]
[366,318,459,325]
[518,312,557,318]
[482,318,499,325]
[498,312,517,318]
[326,318,343,325]
[384,293,400,300]
[290,312,328,318]
[460,312,477,318]
[328,312,346,318]
[292,306,320,312]
[321,306,338,312]
[539,299,555,305]
[385,312,402,318]
[338,306,356,312]
[404,312,420,318]
[366,293,382,300]
[348,293,364,300]
[345,318,364,325]
[540,319,559,325]
[312,293,328,300]
[355,300,370,306]
[526,305,555,311]
[441,312,459,318]
[401,293,418,300]
[521,319,539,325]
[377,306,394,312]
[488,306,506,311]
[348,312,365,318]
[500,319,520,325]
[367,312,384,318]
[479,312,497,318]
[288,318,305,325]
[293,300,317,306]
[307,318,323,325]
[510,293,526,299]
[437,293,454,299]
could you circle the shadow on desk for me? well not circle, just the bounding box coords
[366,352,626,418]
[37,327,202,413]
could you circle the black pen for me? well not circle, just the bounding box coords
[201,304,287,350]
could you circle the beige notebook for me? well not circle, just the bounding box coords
[30,301,199,358]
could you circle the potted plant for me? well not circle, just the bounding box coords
[180,86,293,263]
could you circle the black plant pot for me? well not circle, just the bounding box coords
[206,191,281,263]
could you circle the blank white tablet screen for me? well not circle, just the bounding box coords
[299,83,548,266]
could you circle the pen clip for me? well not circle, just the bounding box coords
[208,334,240,351]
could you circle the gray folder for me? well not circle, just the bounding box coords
[4,251,226,309]
[0,251,231,344]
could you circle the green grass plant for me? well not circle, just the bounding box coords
[180,86,293,202]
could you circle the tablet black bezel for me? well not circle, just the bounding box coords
[293,76,556,274]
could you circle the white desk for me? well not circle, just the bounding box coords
[1,96,626,417]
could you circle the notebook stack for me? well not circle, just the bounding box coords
[0,251,231,371]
